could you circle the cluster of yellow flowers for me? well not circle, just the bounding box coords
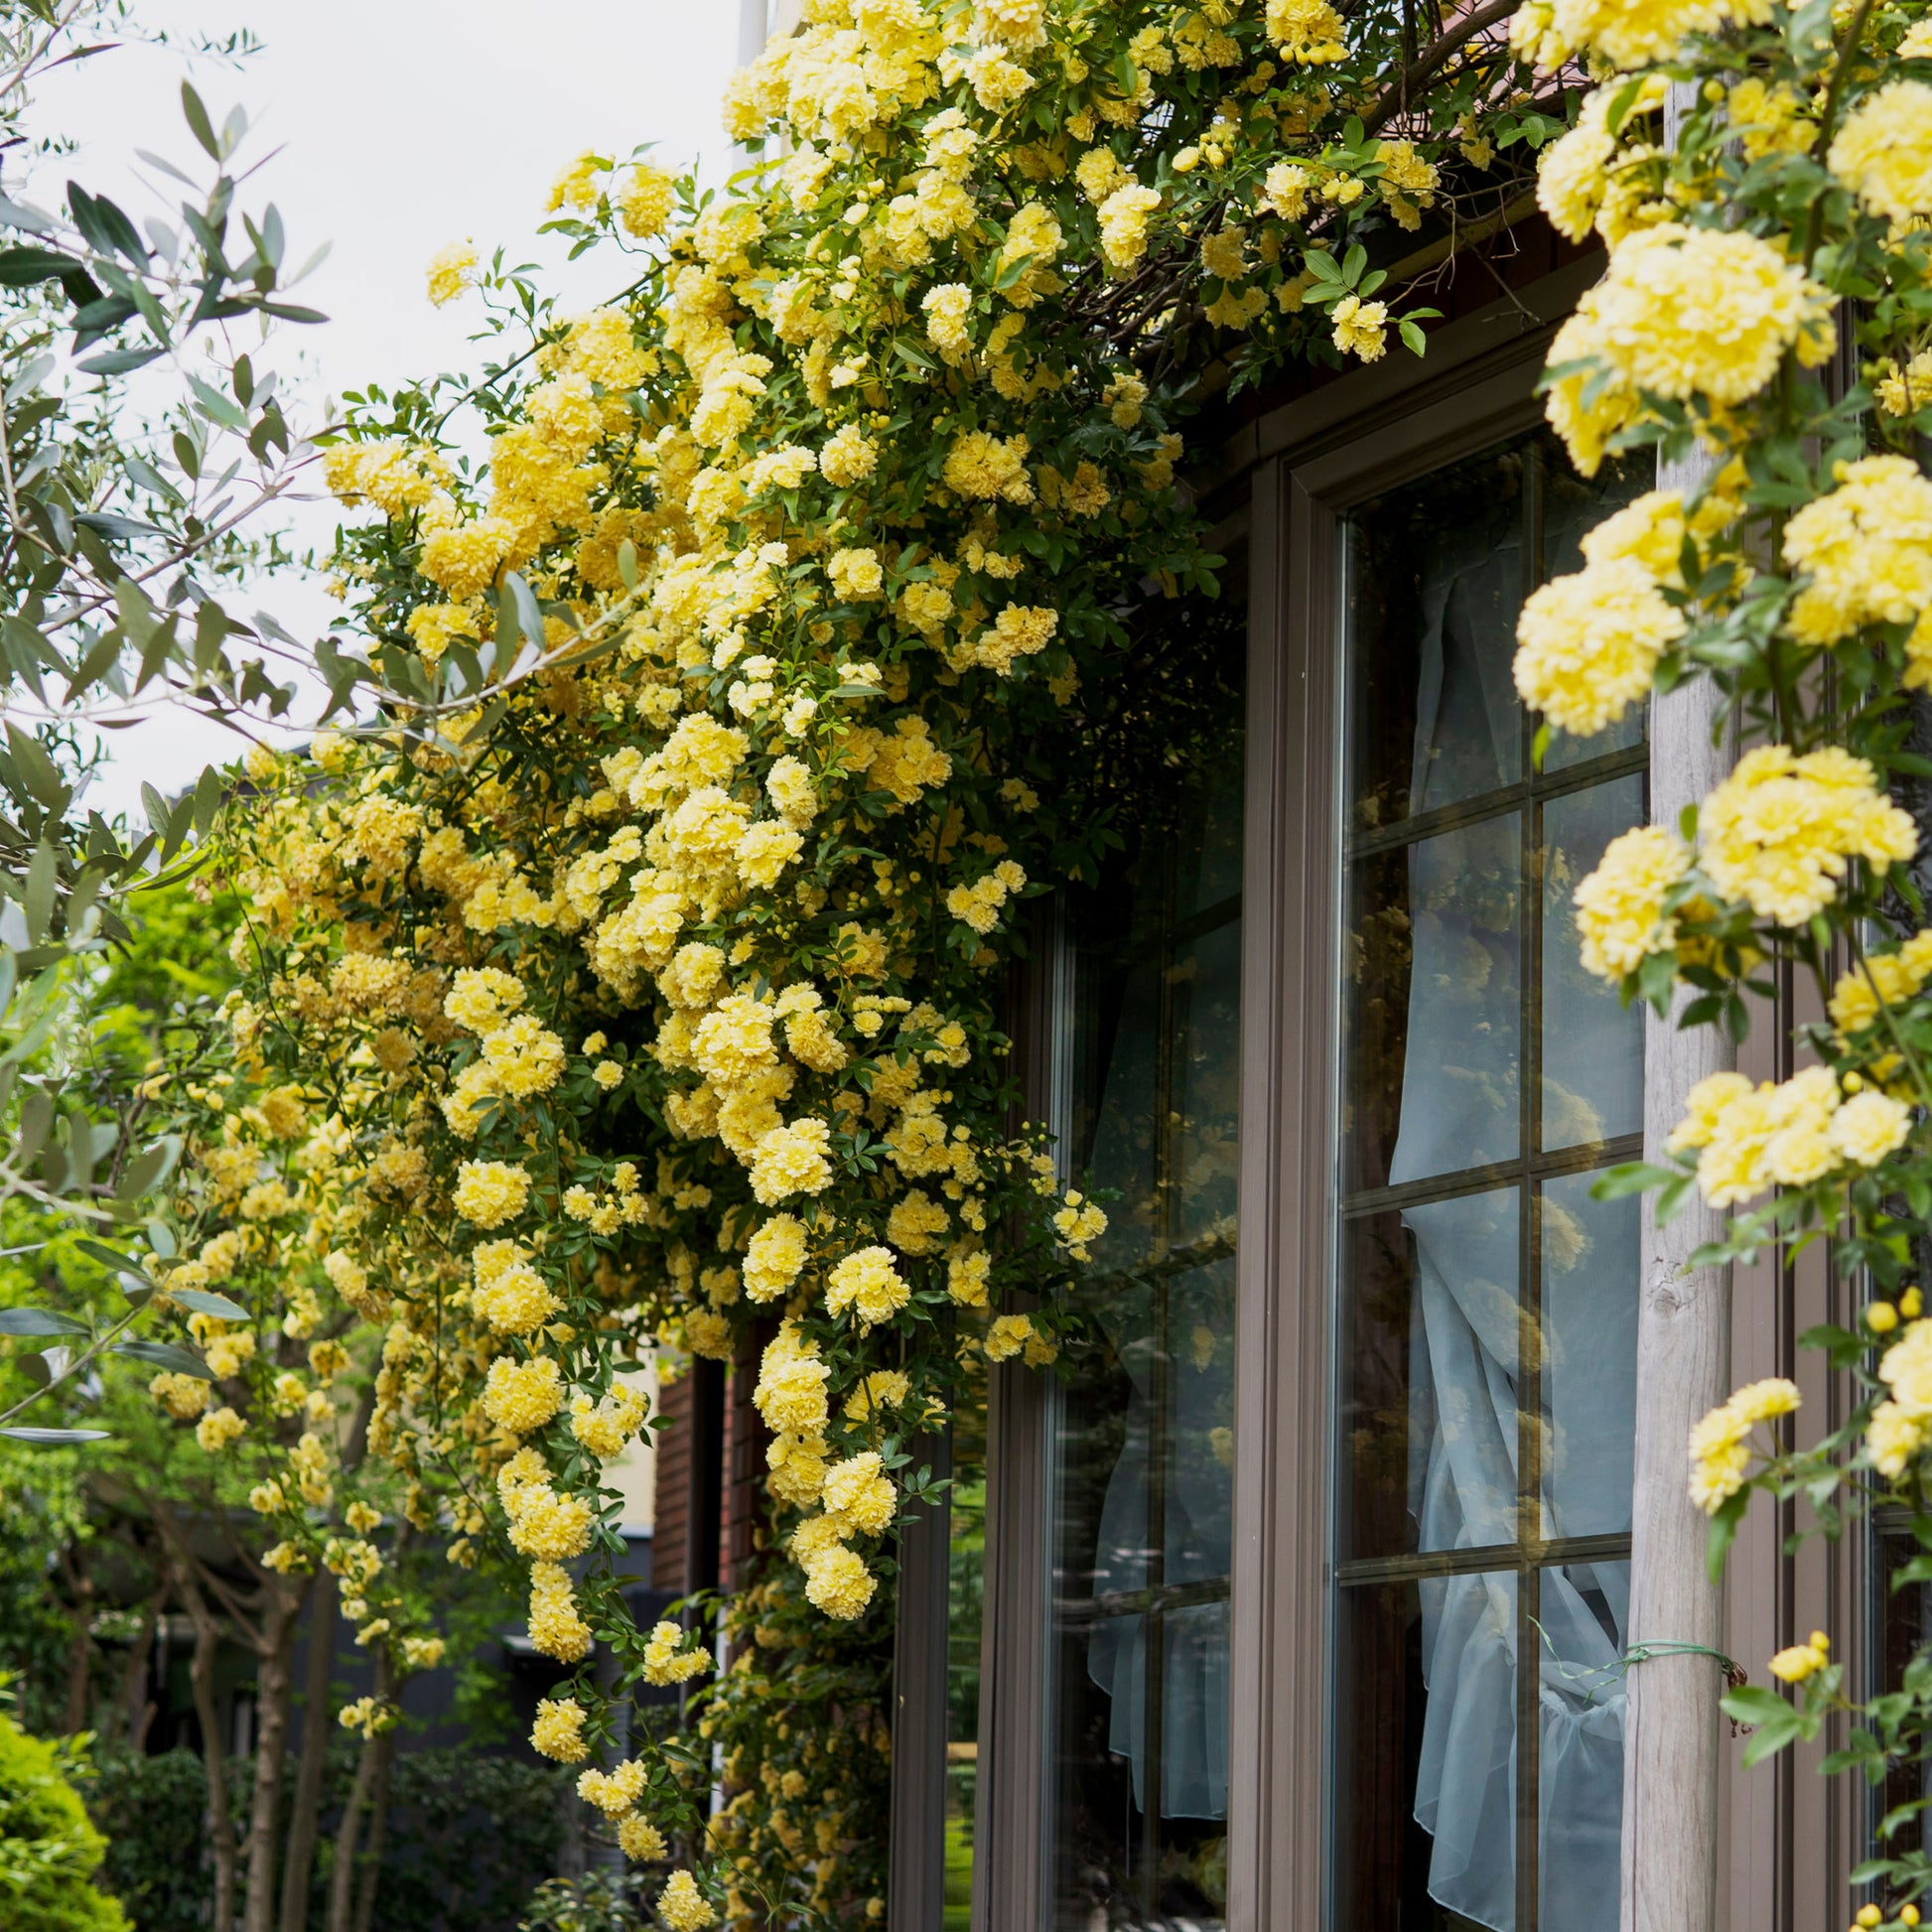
[1570,745,1918,994]
[1869,1311,1932,1477]
[1688,1376,1800,1514]
[136,0,1932,1913]
[1668,1066,1911,1206]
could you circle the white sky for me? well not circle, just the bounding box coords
[28,0,748,820]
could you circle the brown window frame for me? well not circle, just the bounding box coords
[930,252,1857,1931]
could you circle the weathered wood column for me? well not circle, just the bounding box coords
[1619,94,1733,1929]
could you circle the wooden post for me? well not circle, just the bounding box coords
[1620,113,1733,1930]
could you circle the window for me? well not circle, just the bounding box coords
[1333,427,1647,1932]
[1043,560,1246,1929]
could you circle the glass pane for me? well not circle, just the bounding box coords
[1541,781,1644,1150]
[1050,1599,1230,1929]
[1348,815,1523,1193]
[1172,916,1243,1253]
[1539,1173,1638,1541]
[1337,421,1645,1932]
[1339,1189,1521,1561]
[1048,578,1242,1932]
[1336,1571,1519,1932]
[1050,1604,1140,1925]
[944,1378,986,1929]
[1347,443,1530,832]
[1535,1560,1628,1932]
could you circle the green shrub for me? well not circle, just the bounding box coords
[345,1748,568,1932]
[517,1871,644,1932]
[84,1743,565,1932]
[81,1749,214,1932]
[0,1715,129,1932]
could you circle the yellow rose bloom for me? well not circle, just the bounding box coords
[1828,81,1932,222]
[1513,558,1685,736]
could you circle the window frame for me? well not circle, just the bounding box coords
[950,252,1856,1932]
[1231,261,1602,1931]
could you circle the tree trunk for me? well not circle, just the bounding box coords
[278,1574,337,1932]
[349,1726,395,1932]
[325,1736,375,1932]
[118,1578,167,1750]
[182,1567,239,1932]
[60,1545,94,1735]
[242,1577,306,1932]
[1618,228,1731,1932]
[326,1652,390,1932]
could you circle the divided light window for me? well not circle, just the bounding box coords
[1043,564,1246,1931]
[1333,429,1648,1932]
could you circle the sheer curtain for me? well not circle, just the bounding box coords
[1389,517,1631,1932]
[1084,1259,1234,1821]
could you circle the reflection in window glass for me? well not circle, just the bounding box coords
[1336,429,1645,1932]
[943,1381,985,1930]
[1046,581,1243,1929]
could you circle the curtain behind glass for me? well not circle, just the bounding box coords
[1383,468,1634,1932]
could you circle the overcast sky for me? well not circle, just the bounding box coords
[30,0,746,818]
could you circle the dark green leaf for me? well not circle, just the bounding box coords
[180,81,220,159]
[0,245,81,287]
[111,1338,213,1379]
[0,1308,88,1335]
[115,1134,180,1203]
[171,1288,248,1321]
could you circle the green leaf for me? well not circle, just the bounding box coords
[71,1238,142,1276]
[1722,1685,1791,1724]
[190,762,223,838]
[7,725,69,809]
[1590,1162,1679,1199]
[171,1288,248,1321]
[0,245,81,288]
[111,1338,213,1379]
[1739,1710,1807,1769]
[180,81,220,160]
[14,1087,52,1164]
[0,1308,88,1335]
[67,181,148,266]
[76,346,164,376]
[505,574,547,664]
[115,1135,180,1204]
[1707,1491,1747,1583]
[23,842,56,943]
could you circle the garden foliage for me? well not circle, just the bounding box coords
[0,1713,127,1932]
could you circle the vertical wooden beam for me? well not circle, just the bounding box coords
[1226,459,1336,1932]
[1621,115,1732,1923]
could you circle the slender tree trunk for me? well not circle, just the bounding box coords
[325,1739,374,1932]
[242,1578,305,1932]
[182,1567,239,1932]
[118,1578,167,1750]
[61,1546,94,1735]
[278,1575,337,1932]
[348,1726,395,1932]
[1619,168,1730,1932]
[326,1653,391,1932]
